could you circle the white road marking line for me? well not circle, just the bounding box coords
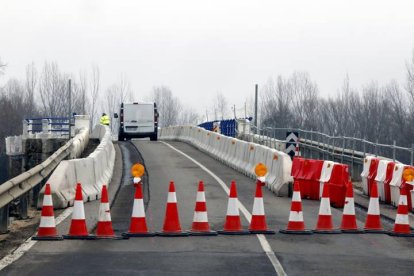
[162,141,287,276]
[0,207,73,271]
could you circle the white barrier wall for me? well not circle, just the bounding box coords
[160,126,293,196]
[39,125,116,208]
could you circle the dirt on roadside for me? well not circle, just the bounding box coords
[0,209,40,258]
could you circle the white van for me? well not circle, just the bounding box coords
[116,102,159,141]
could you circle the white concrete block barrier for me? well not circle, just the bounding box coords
[38,125,116,209]
[160,126,293,197]
[360,155,414,211]
[375,159,392,202]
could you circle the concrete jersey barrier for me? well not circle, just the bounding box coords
[38,125,116,209]
[160,125,293,197]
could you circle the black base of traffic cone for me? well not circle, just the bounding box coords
[388,232,414,237]
[313,229,342,234]
[122,232,156,237]
[95,235,127,240]
[157,231,190,237]
[217,230,250,235]
[32,235,63,241]
[249,230,276,235]
[63,235,97,240]
[340,229,365,234]
[363,229,386,234]
[190,230,218,236]
[279,229,313,235]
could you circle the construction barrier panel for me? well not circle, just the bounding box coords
[160,126,293,197]
[294,159,324,200]
[361,156,376,196]
[390,164,405,207]
[38,125,116,209]
[375,160,392,202]
[292,158,349,207]
[326,163,348,208]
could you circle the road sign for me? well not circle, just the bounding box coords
[286,131,298,159]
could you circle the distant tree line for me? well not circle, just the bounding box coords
[260,51,414,152]
[0,59,202,153]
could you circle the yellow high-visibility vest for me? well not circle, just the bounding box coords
[100,115,110,125]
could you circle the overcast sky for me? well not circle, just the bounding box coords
[1,0,414,117]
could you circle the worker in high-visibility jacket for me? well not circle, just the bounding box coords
[100,113,110,126]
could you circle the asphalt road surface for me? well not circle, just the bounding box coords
[2,140,414,275]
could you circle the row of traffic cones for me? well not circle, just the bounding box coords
[128,179,275,236]
[33,183,119,240]
[281,180,414,236]
[33,177,414,240]
[33,177,275,240]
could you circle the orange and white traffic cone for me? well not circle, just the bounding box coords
[314,183,341,234]
[123,180,155,237]
[280,181,312,234]
[96,185,122,239]
[190,181,217,236]
[364,181,385,233]
[340,182,363,233]
[158,181,189,236]
[32,183,63,240]
[249,179,275,234]
[219,181,249,235]
[389,187,414,237]
[63,183,95,239]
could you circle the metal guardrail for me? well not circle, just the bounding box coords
[245,125,413,166]
[24,117,70,137]
[0,127,89,233]
[0,139,73,209]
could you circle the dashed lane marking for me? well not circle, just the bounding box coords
[161,141,287,276]
[0,207,73,271]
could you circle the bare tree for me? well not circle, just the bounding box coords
[104,74,133,132]
[406,50,414,104]
[178,108,200,125]
[150,86,181,127]
[38,62,69,117]
[212,92,229,120]
[89,65,100,128]
[25,62,37,116]
[261,76,292,128]
[78,70,87,115]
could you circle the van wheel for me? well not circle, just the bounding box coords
[150,134,158,141]
[118,135,124,141]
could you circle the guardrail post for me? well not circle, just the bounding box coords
[363,139,366,158]
[32,181,43,207]
[375,139,378,157]
[42,119,49,135]
[411,144,414,166]
[28,119,33,135]
[341,136,345,163]
[310,130,313,159]
[392,140,396,162]
[351,138,355,177]
[19,193,29,219]
[0,205,9,234]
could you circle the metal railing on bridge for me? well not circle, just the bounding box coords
[240,125,414,180]
[24,117,70,137]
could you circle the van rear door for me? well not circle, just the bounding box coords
[123,103,155,134]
